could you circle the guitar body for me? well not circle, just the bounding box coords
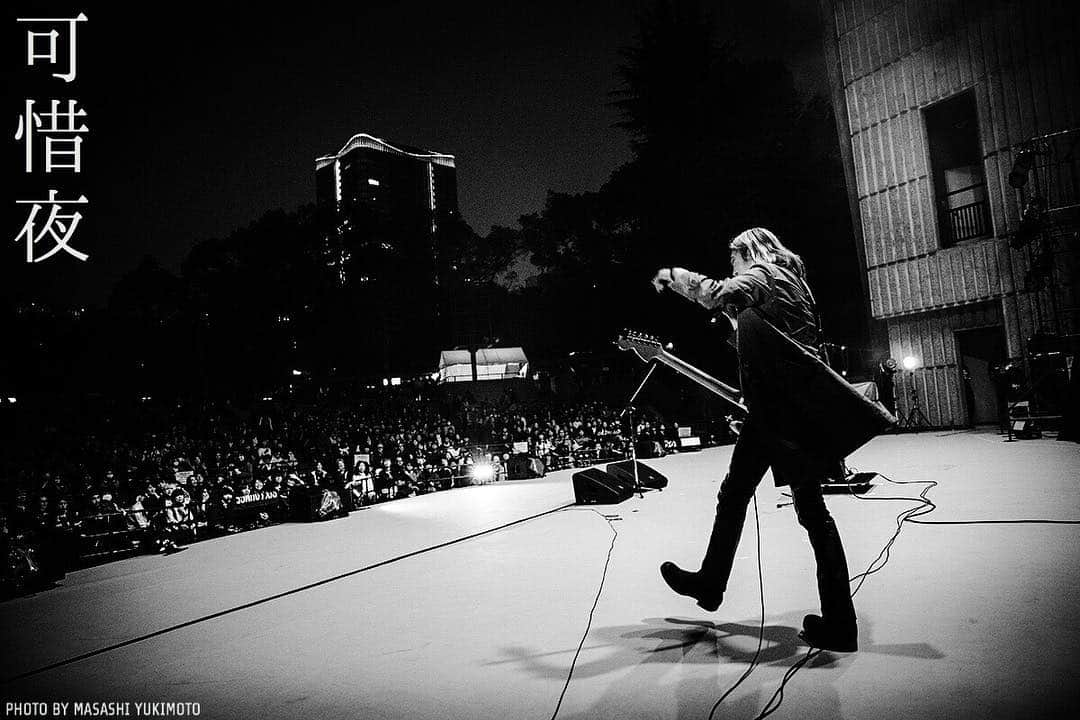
[738,308,896,461]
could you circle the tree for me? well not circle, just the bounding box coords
[504,0,864,370]
[609,0,863,347]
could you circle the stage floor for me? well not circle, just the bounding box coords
[3,429,1079,719]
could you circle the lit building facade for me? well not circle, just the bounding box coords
[821,0,1079,426]
[315,133,458,282]
[314,133,460,374]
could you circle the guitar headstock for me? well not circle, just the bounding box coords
[616,329,665,362]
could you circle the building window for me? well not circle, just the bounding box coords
[924,90,992,247]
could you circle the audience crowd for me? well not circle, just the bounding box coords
[1,390,697,594]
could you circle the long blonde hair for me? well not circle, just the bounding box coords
[729,227,805,277]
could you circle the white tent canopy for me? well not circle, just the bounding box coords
[438,350,473,384]
[475,347,528,381]
[436,347,529,383]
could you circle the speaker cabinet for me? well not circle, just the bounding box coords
[634,440,665,458]
[605,460,668,489]
[573,468,633,505]
[507,454,545,480]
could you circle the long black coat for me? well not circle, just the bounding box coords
[671,262,894,464]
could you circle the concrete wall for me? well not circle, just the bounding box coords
[821,0,1080,425]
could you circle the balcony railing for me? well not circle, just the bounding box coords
[940,193,992,244]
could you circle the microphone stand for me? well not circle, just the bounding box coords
[620,359,661,499]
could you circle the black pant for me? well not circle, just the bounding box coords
[700,417,856,624]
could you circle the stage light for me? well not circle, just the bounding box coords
[470,463,494,482]
[390,377,402,386]
[6,397,15,403]
[1009,147,1037,188]
[291,369,302,376]
[901,356,921,371]
[1010,196,1047,249]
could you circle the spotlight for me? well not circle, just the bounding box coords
[1010,196,1047,249]
[1008,147,1037,188]
[470,463,494,482]
[901,356,921,371]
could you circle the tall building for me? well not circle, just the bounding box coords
[314,133,461,375]
[821,0,1079,426]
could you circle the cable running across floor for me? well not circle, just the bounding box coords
[4,501,576,684]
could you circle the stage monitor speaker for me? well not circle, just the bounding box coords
[289,486,346,521]
[605,460,668,490]
[1011,418,1041,439]
[289,486,321,522]
[507,454,545,480]
[573,468,633,505]
[634,439,665,458]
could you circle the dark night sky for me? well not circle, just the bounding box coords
[4,1,829,307]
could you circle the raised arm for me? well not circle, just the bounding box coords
[653,266,771,311]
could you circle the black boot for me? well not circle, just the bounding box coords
[661,482,751,611]
[668,481,752,611]
[660,561,724,611]
[800,614,858,652]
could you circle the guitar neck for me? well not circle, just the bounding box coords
[653,351,747,413]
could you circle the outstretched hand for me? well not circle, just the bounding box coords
[651,268,672,293]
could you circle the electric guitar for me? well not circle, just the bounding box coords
[616,330,748,414]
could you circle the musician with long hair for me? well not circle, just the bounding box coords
[651,227,858,652]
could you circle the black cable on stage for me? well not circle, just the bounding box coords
[733,464,1080,720]
[4,501,577,685]
[549,509,619,720]
[755,646,820,719]
[706,492,767,720]
[846,474,937,596]
[746,472,937,720]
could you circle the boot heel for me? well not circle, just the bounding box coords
[799,614,858,652]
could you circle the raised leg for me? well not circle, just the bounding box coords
[660,419,770,610]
